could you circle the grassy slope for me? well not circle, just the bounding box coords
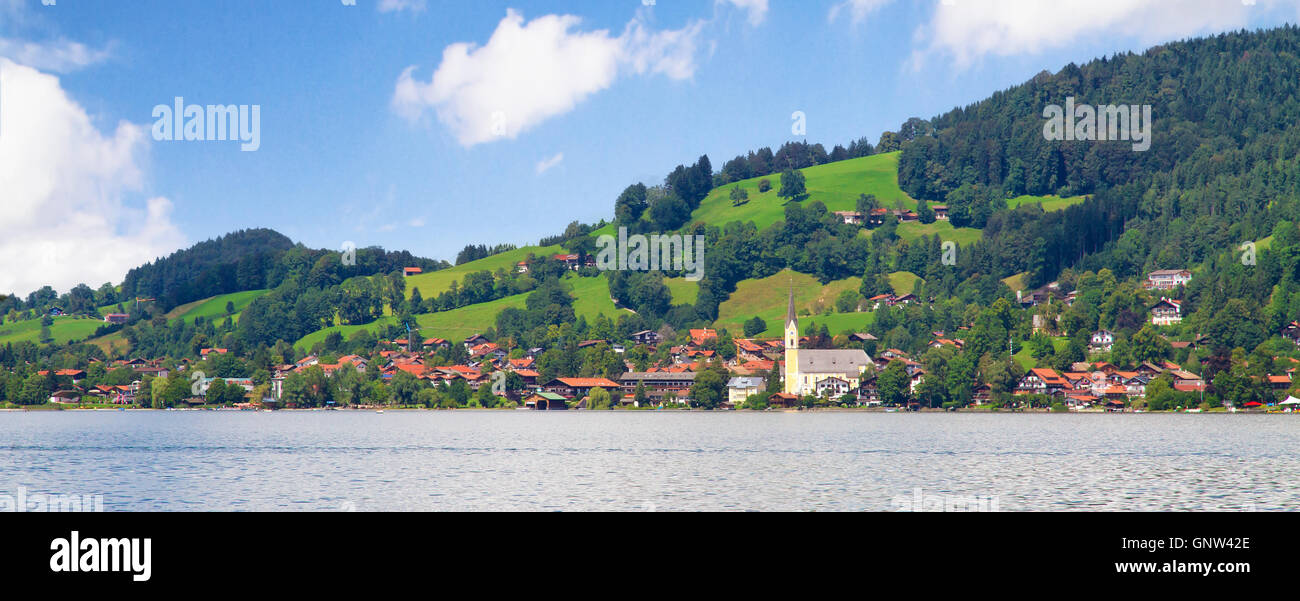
[1002,273,1029,295]
[888,272,921,296]
[568,274,623,322]
[713,269,866,337]
[1013,337,1070,370]
[402,245,564,301]
[894,221,983,247]
[295,274,618,350]
[0,315,106,346]
[664,277,699,305]
[165,290,268,324]
[802,311,878,337]
[1007,194,1086,212]
[692,152,915,231]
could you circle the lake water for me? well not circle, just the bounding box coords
[1,411,1296,511]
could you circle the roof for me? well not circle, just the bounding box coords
[737,359,776,372]
[688,329,717,344]
[1149,269,1190,277]
[552,377,620,388]
[727,376,766,388]
[786,285,797,326]
[797,349,873,374]
[621,372,697,383]
[394,364,427,377]
[1028,368,1066,384]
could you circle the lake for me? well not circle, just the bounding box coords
[1,411,1296,511]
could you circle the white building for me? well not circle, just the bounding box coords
[1147,270,1192,290]
[1090,330,1114,352]
[727,376,766,406]
[1151,298,1183,326]
[782,288,875,396]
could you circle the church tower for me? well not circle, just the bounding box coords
[784,285,800,395]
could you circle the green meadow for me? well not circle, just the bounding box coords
[888,272,922,296]
[692,152,915,231]
[295,274,619,350]
[664,277,699,305]
[0,315,107,346]
[1007,194,1086,212]
[713,269,867,336]
[164,290,269,324]
[402,244,565,301]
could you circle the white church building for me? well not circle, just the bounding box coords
[783,288,875,397]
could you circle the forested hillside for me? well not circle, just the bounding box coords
[118,229,449,313]
[897,25,1300,290]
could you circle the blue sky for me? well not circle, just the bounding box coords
[2,0,1299,296]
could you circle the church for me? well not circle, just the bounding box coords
[783,288,875,397]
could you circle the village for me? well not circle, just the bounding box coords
[16,267,1300,414]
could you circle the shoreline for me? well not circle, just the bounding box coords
[0,406,1293,415]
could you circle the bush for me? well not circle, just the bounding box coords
[739,393,770,410]
[757,179,772,193]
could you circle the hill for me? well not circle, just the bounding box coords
[295,274,620,351]
[0,315,107,347]
[692,152,913,231]
[164,290,269,324]
[118,229,294,312]
[713,269,867,336]
[402,245,564,301]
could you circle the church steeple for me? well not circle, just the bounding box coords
[786,284,797,327]
[783,283,800,395]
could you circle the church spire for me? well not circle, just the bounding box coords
[786,283,796,327]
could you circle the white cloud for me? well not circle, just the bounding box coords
[916,0,1266,67]
[0,59,185,296]
[717,0,769,26]
[535,152,564,175]
[378,0,426,14]
[0,37,111,73]
[828,0,893,24]
[0,0,112,73]
[392,9,704,147]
